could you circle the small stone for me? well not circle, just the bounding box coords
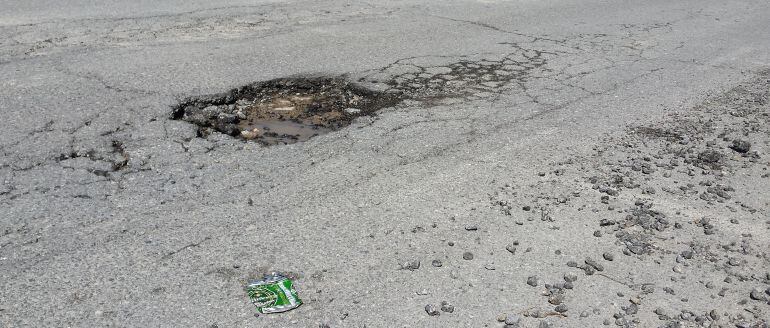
[504,314,521,325]
[593,230,602,237]
[497,314,507,322]
[730,139,751,153]
[539,321,553,328]
[603,252,614,261]
[698,150,722,163]
[567,260,578,267]
[527,276,539,287]
[402,260,420,271]
[522,206,531,211]
[629,297,641,305]
[580,310,590,318]
[464,225,478,231]
[624,303,638,315]
[447,241,455,246]
[431,260,442,267]
[564,281,574,289]
[462,252,474,260]
[750,288,766,301]
[440,301,454,313]
[343,107,361,115]
[240,128,262,140]
[673,265,683,273]
[506,244,517,254]
[416,289,429,295]
[564,273,578,282]
[718,288,727,297]
[709,309,719,320]
[603,318,611,325]
[548,294,564,305]
[728,258,741,266]
[585,257,604,271]
[554,304,568,313]
[425,304,439,316]
[529,309,542,318]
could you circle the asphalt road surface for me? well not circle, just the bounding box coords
[2,0,770,327]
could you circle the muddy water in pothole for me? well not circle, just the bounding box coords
[238,119,332,145]
[172,77,401,146]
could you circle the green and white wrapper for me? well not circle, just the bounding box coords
[247,274,302,314]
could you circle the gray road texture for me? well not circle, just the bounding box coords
[1,0,770,327]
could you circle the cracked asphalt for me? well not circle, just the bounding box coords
[2,0,770,327]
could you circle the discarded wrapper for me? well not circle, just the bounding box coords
[247,273,302,314]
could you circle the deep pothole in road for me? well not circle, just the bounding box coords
[171,77,402,146]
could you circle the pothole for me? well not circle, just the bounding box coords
[172,77,402,145]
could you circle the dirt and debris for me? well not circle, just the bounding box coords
[171,77,402,145]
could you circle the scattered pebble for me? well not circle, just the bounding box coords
[440,301,454,313]
[603,252,614,261]
[729,139,751,153]
[750,288,767,301]
[462,252,474,260]
[585,257,604,271]
[527,276,539,287]
[504,314,521,325]
[431,260,442,267]
[424,304,439,316]
[401,260,420,271]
